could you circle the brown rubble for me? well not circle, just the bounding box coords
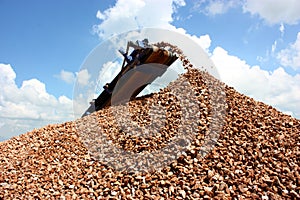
[0,43,299,199]
[0,67,299,199]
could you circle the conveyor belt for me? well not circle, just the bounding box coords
[82,42,178,117]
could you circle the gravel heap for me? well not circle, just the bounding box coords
[0,66,299,199]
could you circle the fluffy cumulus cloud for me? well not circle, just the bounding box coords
[93,0,185,39]
[76,69,91,86]
[55,70,76,84]
[243,0,300,25]
[0,63,74,139]
[55,69,92,86]
[211,47,300,118]
[277,32,300,71]
[93,0,212,53]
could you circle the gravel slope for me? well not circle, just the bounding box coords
[0,68,299,199]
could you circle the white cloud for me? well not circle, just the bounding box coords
[173,0,186,7]
[205,0,237,15]
[93,0,212,52]
[56,70,76,84]
[193,0,239,16]
[277,32,300,71]
[258,23,285,65]
[211,47,300,118]
[96,10,106,20]
[191,34,211,53]
[271,40,277,54]
[76,69,91,86]
[279,23,285,36]
[0,63,74,139]
[193,0,300,25]
[243,0,300,25]
[93,0,184,39]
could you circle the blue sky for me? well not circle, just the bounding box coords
[0,0,300,140]
[173,2,299,73]
[0,0,103,98]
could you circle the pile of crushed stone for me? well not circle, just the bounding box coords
[0,67,299,199]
